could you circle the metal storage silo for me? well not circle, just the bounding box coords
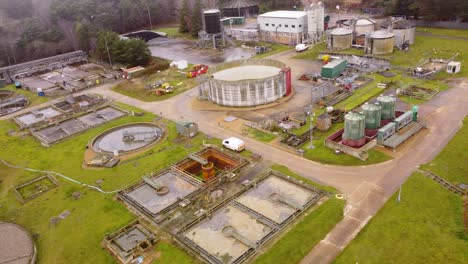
[367,30,395,55]
[377,95,396,120]
[343,112,366,147]
[381,19,416,46]
[362,102,382,129]
[328,28,353,50]
[204,9,222,34]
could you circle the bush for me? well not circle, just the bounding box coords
[142,57,170,75]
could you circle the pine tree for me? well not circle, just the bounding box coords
[179,0,190,33]
[190,0,203,37]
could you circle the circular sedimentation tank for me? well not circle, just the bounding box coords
[0,222,36,264]
[0,90,13,100]
[207,59,289,107]
[377,95,396,120]
[362,102,382,129]
[343,112,366,147]
[92,123,164,154]
[368,30,395,55]
[329,28,353,50]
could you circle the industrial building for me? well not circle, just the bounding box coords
[222,0,259,18]
[321,59,347,79]
[258,10,307,45]
[381,19,416,46]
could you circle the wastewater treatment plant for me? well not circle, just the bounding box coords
[0,2,468,264]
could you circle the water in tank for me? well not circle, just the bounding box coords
[362,102,382,129]
[204,9,222,34]
[377,95,396,120]
[344,112,365,140]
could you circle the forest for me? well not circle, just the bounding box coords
[0,0,467,67]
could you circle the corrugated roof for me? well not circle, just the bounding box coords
[223,0,258,9]
[259,10,307,19]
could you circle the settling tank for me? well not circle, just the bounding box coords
[328,28,353,50]
[377,95,396,120]
[343,112,365,141]
[362,102,382,129]
[204,9,222,34]
[367,30,395,55]
[381,19,416,46]
[207,59,290,107]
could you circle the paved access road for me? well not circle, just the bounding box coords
[2,51,467,264]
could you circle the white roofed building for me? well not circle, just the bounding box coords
[258,11,308,45]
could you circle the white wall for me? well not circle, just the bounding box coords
[258,16,307,34]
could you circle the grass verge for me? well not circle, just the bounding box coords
[333,173,468,264]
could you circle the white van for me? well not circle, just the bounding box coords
[222,137,245,152]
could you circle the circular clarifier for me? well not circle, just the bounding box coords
[92,123,164,154]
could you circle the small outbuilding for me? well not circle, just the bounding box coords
[176,121,199,138]
[121,66,146,79]
[447,61,461,74]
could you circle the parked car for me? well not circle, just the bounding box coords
[222,137,245,152]
[295,43,309,52]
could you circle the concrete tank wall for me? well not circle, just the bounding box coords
[330,34,353,50]
[370,37,394,55]
[207,59,288,107]
[393,27,415,46]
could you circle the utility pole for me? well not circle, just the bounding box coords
[397,184,402,203]
[104,36,113,67]
[144,1,153,30]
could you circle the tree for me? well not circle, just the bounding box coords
[190,0,203,37]
[96,31,151,67]
[179,0,190,33]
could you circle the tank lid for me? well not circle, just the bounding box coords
[331,27,353,35]
[362,102,381,110]
[204,9,221,14]
[345,112,365,120]
[377,95,396,102]
[371,30,394,39]
[381,19,416,29]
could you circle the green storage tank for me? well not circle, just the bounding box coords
[321,59,347,79]
[362,102,382,129]
[377,95,396,120]
[344,112,365,140]
[412,105,418,121]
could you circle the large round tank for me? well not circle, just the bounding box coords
[362,102,382,129]
[344,112,365,140]
[329,28,353,50]
[344,18,375,36]
[0,222,36,264]
[368,30,395,55]
[377,95,396,120]
[204,9,222,34]
[381,20,416,46]
[207,59,289,107]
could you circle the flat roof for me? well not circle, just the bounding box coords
[259,10,306,19]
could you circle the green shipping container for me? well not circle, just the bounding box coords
[321,59,347,79]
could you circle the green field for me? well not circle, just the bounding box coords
[421,117,468,185]
[253,165,344,264]
[333,173,468,264]
[0,104,219,264]
[153,26,197,40]
[112,65,198,102]
[255,43,292,58]
[247,127,277,142]
[2,85,50,107]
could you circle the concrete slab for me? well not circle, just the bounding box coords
[36,119,87,144]
[77,107,125,126]
[126,171,201,215]
[21,77,56,91]
[16,107,62,127]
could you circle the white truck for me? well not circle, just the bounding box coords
[222,137,246,152]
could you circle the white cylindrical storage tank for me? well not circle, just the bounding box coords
[207,59,289,107]
[368,30,394,55]
[381,20,416,46]
[328,28,353,50]
[344,18,376,36]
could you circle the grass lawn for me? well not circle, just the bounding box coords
[254,165,344,264]
[153,27,197,40]
[2,85,50,107]
[271,164,338,193]
[0,103,219,264]
[112,66,198,102]
[333,173,468,264]
[247,127,277,142]
[152,242,197,264]
[416,27,468,38]
[255,43,293,58]
[421,117,468,185]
